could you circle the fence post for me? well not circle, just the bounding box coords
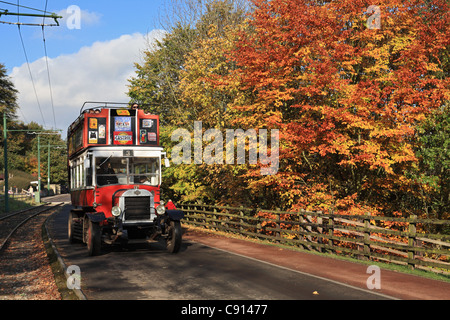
[188,203,193,225]
[317,213,323,253]
[239,206,244,233]
[225,207,229,231]
[300,211,313,251]
[195,202,200,226]
[275,208,281,243]
[181,204,188,224]
[296,209,302,249]
[256,208,261,235]
[408,215,417,270]
[202,205,207,228]
[212,207,217,230]
[327,213,334,254]
[363,212,371,260]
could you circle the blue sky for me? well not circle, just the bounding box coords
[0,1,169,136]
[2,0,166,71]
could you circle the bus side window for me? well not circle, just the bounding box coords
[85,156,92,186]
[86,167,92,186]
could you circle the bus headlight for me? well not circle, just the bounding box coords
[156,204,166,215]
[112,206,122,217]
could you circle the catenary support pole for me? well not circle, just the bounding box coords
[3,113,8,213]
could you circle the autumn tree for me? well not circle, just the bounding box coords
[129,0,251,127]
[180,1,248,129]
[129,0,253,203]
[128,26,196,126]
[175,0,256,205]
[228,0,450,215]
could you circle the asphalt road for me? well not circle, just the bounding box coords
[46,205,393,301]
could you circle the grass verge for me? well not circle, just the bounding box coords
[41,212,80,300]
[0,196,36,215]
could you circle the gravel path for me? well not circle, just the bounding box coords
[0,210,61,300]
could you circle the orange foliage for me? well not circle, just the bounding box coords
[226,0,449,217]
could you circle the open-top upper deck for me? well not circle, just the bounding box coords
[67,102,160,159]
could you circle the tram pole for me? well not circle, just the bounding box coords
[37,135,41,203]
[3,113,9,213]
[47,142,50,192]
[23,132,62,203]
[46,144,65,193]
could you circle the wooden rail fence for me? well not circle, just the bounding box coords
[0,193,33,202]
[180,203,450,274]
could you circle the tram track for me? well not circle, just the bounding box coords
[0,203,64,253]
[0,202,65,300]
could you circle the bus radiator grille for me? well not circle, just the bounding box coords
[124,196,151,221]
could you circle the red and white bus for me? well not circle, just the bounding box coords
[67,102,183,256]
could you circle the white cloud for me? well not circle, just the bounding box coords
[10,29,165,138]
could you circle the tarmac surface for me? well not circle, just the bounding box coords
[44,195,450,300]
[184,229,450,300]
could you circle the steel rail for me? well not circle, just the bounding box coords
[0,202,64,252]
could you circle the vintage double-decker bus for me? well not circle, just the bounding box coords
[67,102,183,256]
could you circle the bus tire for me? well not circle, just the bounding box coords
[166,220,182,253]
[87,219,101,256]
[68,210,82,243]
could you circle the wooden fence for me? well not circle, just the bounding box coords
[180,203,450,274]
[0,193,33,202]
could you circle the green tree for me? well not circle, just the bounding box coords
[0,63,19,121]
[128,24,197,126]
[411,103,449,222]
[0,63,67,189]
[0,62,21,173]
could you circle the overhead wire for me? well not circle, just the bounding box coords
[12,0,29,124]
[0,0,59,26]
[13,0,27,123]
[3,0,59,129]
[15,0,46,127]
[41,0,57,129]
[0,0,48,13]
[17,25,46,127]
